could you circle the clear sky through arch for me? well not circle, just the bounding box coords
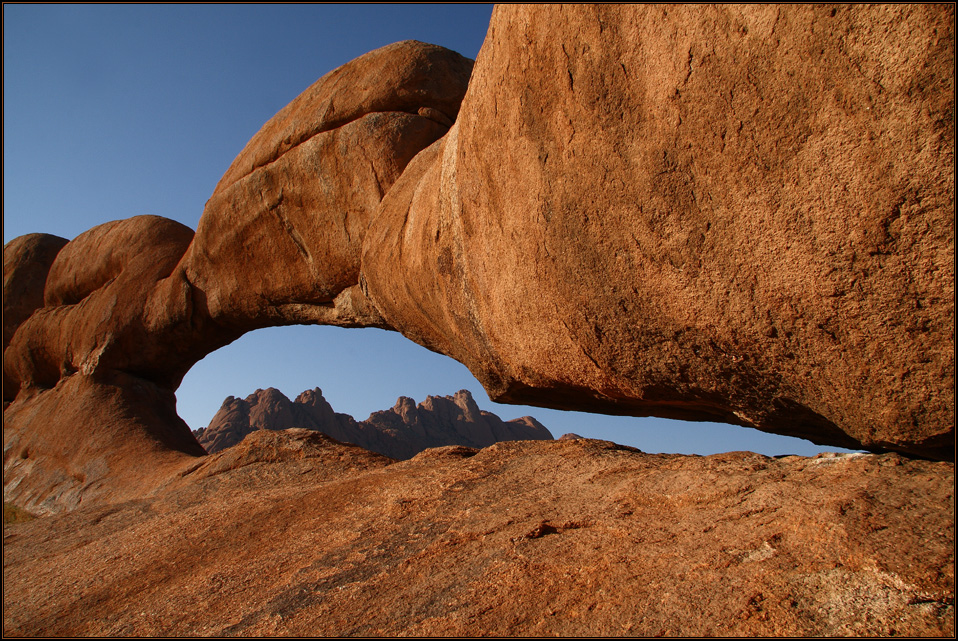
[4,4,859,457]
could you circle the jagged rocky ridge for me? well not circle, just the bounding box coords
[193,387,552,459]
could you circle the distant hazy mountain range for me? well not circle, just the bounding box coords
[194,387,553,460]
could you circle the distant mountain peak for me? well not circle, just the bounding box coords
[196,388,553,459]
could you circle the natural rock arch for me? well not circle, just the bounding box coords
[3,40,475,511]
[3,6,954,512]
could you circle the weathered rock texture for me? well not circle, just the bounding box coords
[2,7,953,636]
[3,219,210,513]
[362,4,955,459]
[3,433,954,636]
[184,40,474,332]
[195,387,552,459]
[2,233,68,404]
[2,6,955,514]
[2,235,68,356]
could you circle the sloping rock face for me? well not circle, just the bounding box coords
[3,219,210,514]
[3,435,953,636]
[2,372,203,513]
[195,387,552,459]
[362,4,954,459]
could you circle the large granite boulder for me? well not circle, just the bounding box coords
[2,233,68,402]
[183,40,474,332]
[2,218,208,513]
[362,4,954,459]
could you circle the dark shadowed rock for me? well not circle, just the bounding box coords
[2,234,68,402]
[196,387,364,454]
[361,389,553,459]
[2,234,68,354]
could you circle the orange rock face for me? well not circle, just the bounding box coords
[184,40,474,331]
[3,218,208,512]
[363,4,955,459]
[1,12,954,635]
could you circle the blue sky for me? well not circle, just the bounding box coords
[3,4,858,456]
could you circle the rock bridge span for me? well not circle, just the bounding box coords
[3,6,954,512]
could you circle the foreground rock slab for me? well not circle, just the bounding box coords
[3,434,953,637]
